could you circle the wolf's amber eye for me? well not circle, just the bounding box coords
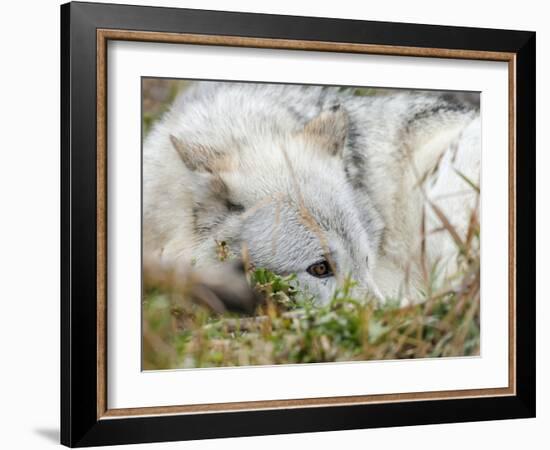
[306,260,333,278]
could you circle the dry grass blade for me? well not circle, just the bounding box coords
[454,168,480,193]
[426,199,467,255]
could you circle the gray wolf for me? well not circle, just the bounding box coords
[143,81,480,305]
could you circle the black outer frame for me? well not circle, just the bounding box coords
[60,1,536,447]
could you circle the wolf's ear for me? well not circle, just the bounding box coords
[170,135,244,222]
[301,105,348,157]
[170,134,220,172]
[189,170,245,234]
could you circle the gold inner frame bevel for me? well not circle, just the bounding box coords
[96,29,517,420]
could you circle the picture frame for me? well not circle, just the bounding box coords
[60,1,536,447]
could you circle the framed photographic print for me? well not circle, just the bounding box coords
[60,1,536,447]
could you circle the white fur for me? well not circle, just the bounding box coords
[143,82,480,304]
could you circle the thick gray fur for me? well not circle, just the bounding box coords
[144,81,480,304]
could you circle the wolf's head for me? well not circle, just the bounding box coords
[168,100,384,304]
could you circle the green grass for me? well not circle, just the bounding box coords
[142,79,189,135]
[143,249,480,370]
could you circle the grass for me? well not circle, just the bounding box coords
[142,79,189,135]
[143,229,480,370]
[142,81,480,370]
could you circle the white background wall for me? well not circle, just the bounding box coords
[0,0,545,448]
